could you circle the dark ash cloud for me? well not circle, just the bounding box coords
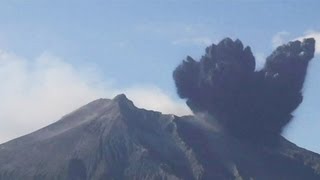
[173,38,316,145]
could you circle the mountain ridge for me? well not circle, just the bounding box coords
[0,94,319,180]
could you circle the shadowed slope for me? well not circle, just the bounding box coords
[0,95,319,179]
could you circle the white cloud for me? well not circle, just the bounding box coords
[0,50,191,143]
[272,31,290,48]
[295,30,320,55]
[172,37,214,46]
[254,52,266,71]
[122,86,190,116]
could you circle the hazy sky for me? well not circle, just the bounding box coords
[0,0,319,152]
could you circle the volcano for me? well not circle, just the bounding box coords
[0,94,319,180]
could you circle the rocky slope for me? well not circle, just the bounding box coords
[0,94,319,180]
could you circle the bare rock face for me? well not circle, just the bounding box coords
[0,95,320,180]
[173,38,316,145]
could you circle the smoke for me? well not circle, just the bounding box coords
[0,50,191,144]
[173,38,316,145]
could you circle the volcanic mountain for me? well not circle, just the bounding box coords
[0,94,319,180]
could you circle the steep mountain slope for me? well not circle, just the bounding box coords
[0,94,319,180]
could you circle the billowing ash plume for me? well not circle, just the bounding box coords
[173,38,315,145]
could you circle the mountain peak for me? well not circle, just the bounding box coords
[112,93,129,102]
[0,94,320,179]
[112,93,136,111]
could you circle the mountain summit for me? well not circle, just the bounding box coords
[0,95,319,180]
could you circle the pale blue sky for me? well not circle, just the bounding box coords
[0,0,319,152]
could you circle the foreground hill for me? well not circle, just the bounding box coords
[0,94,319,180]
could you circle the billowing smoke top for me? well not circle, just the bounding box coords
[173,38,315,145]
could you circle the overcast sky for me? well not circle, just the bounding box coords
[0,0,320,153]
